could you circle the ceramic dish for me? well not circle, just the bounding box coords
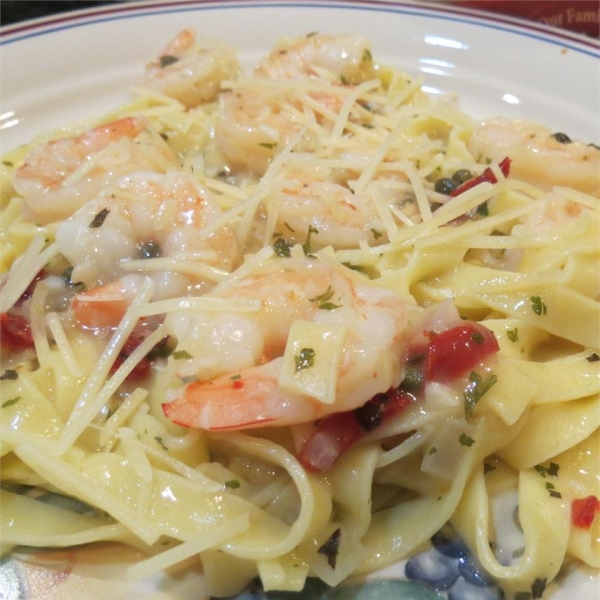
[1,2,598,599]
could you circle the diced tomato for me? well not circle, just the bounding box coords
[450,157,511,197]
[298,388,416,472]
[571,495,600,530]
[110,334,168,382]
[0,312,34,352]
[425,322,499,382]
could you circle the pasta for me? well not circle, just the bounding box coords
[1,29,599,599]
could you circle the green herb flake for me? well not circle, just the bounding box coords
[548,490,562,499]
[459,432,475,447]
[545,482,555,490]
[318,527,341,569]
[342,262,368,275]
[464,371,498,420]
[2,396,21,408]
[224,479,241,489]
[89,208,110,229]
[340,75,349,85]
[302,225,319,256]
[586,352,600,362]
[310,286,334,304]
[318,302,341,311]
[428,446,437,455]
[507,328,519,342]
[370,228,382,239]
[230,374,242,381]
[363,48,373,62]
[159,55,179,68]
[530,295,547,316]
[259,142,276,149]
[273,237,293,257]
[0,369,18,381]
[2,160,14,167]
[531,578,547,600]
[295,348,316,372]
[155,436,168,451]
[484,463,497,474]
[172,349,193,360]
[476,201,489,217]
[284,221,295,232]
[535,462,559,478]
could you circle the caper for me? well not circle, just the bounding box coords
[551,132,571,144]
[451,169,473,185]
[434,177,457,195]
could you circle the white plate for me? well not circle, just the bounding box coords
[0,2,598,599]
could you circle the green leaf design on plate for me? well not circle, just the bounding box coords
[265,579,445,600]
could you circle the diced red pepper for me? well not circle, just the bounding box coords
[571,495,600,530]
[450,157,511,197]
[298,388,416,472]
[0,312,34,352]
[110,334,168,382]
[425,322,499,382]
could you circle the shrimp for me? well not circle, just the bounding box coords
[468,117,600,197]
[13,117,178,224]
[254,33,376,84]
[161,255,408,430]
[55,170,239,301]
[214,87,318,176]
[268,166,389,249]
[141,29,241,108]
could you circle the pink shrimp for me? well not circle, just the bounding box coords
[161,255,408,430]
[141,28,240,108]
[13,116,177,224]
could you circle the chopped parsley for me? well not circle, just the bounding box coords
[309,286,341,310]
[428,446,437,455]
[464,371,497,420]
[507,328,519,342]
[89,208,110,228]
[459,432,475,447]
[318,528,341,569]
[2,160,14,167]
[586,352,600,362]
[259,142,276,149]
[230,374,242,381]
[302,225,319,256]
[484,463,497,474]
[172,350,193,360]
[155,436,168,451]
[0,369,18,381]
[363,48,372,62]
[476,201,489,217]
[2,396,20,409]
[530,295,547,316]
[370,228,382,239]
[224,479,241,489]
[534,462,559,478]
[159,55,179,68]
[295,348,316,372]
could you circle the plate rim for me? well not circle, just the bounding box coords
[1,0,599,57]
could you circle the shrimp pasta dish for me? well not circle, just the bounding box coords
[1,30,599,599]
